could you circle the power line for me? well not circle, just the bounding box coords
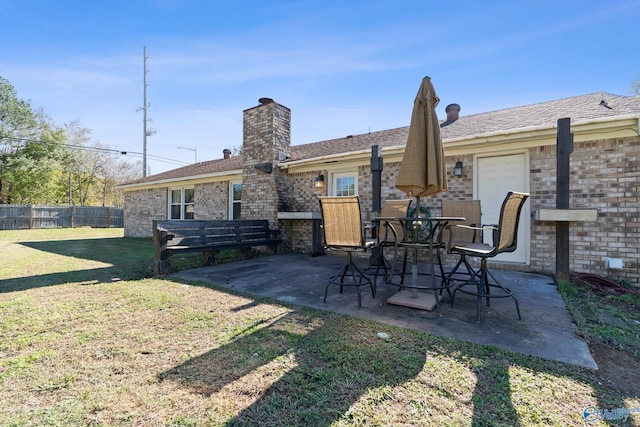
[2,136,189,166]
[3,2,223,172]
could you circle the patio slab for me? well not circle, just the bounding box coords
[174,253,597,369]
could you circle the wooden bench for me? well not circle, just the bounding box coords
[153,219,282,275]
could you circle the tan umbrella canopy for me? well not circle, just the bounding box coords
[396,76,447,199]
[391,76,448,308]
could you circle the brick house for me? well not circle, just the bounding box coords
[118,93,640,283]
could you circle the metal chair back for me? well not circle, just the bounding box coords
[494,191,529,254]
[379,199,411,243]
[442,200,481,247]
[318,196,366,249]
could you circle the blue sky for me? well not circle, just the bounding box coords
[2,0,639,174]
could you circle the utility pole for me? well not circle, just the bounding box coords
[140,46,155,177]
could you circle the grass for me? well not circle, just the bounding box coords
[1,228,638,426]
[557,280,640,356]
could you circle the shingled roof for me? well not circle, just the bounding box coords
[439,91,640,140]
[122,92,640,186]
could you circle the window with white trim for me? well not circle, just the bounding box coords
[332,172,357,196]
[169,187,195,219]
[230,181,242,219]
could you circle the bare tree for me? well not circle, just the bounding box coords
[100,154,142,207]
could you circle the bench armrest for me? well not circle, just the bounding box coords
[156,227,175,240]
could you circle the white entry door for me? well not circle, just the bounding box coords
[476,153,529,264]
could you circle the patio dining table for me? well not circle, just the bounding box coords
[375,216,465,311]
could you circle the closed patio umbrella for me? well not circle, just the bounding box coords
[396,75,447,200]
[391,76,448,309]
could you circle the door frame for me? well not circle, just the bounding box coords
[473,149,531,264]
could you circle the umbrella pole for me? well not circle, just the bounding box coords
[411,196,420,298]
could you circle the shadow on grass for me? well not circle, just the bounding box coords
[160,276,638,426]
[158,310,427,426]
[20,237,154,265]
[1,238,155,293]
[0,266,131,293]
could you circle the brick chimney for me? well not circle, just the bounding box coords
[241,99,292,224]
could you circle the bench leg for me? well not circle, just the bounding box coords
[202,251,215,266]
[155,259,170,275]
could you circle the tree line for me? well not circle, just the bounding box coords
[0,76,141,207]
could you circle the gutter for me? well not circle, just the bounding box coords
[444,113,640,144]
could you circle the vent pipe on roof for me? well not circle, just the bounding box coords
[223,148,232,159]
[440,103,460,127]
[599,99,612,109]
[446,103,460,121]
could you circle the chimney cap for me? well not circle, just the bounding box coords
[445,103,461,112]
[258,97,274,105]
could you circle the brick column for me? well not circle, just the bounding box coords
[242,99,292,227]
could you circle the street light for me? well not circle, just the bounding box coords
[177,146,198,163]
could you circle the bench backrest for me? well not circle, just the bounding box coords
[154,219,274,247]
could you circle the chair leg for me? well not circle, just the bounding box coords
[445,253,476,287]
[336,262,351,294]
[373,255,388,294]
[348,257,376,303]
[394,247,412,290]
[436,248,452,300]
[324,263,349,302]
[481,262,521,320]
[451,258,521,321]
[348,263,363,308]
[325,252,374,308]
[476,260,488,322]
[450,265,481,306]
[401,249,408,284]
[383,244,407,299]
[446,255,465,284]
[365,250,396,296]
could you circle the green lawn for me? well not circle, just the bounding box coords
[0,228,638,426]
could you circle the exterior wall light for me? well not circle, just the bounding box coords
[314,174,325,188]
[454,161,463,177]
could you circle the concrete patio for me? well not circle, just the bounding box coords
[175,253,597,370]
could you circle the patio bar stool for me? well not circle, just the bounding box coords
[318,196,377,308]
[365,198,412,290]
[449,191,529,321]
[441,200,482,286]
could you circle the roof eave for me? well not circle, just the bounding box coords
[444,114,640,156]
[280,145,407,173]
[117,169,243,191]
